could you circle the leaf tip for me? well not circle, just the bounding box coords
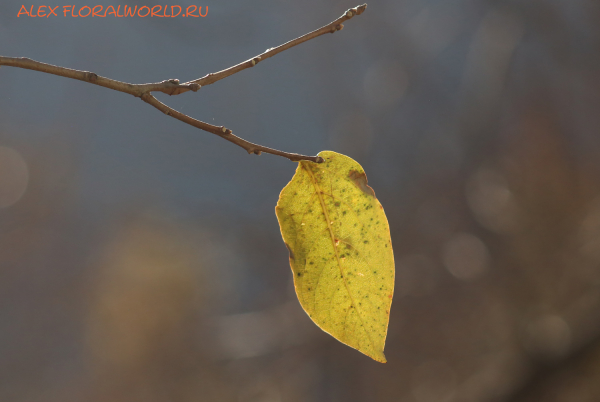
[370,349,387,363]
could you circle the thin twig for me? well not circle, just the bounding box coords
[175,4,368,95]
[0,4,368,163]
[140,93,324,162]
[0,56,199,96]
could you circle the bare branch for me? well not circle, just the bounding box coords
[0,4,368,163]
[0,56,200,97]
[140,93,324,163]
[173,4,368,95]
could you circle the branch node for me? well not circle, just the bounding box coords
[168,79,180,85]
[331,24,344,33]
[221,126,227,133]
[254,150,262,155]
[346,10,354,18]
[189,83,201,92]
[86,71,98,82]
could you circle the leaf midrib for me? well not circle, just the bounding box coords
[301,162,374,349]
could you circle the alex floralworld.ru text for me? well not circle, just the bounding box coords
[18,5,208,18]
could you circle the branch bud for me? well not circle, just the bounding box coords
[86,71,98,82]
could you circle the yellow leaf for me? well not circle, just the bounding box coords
[276,151,394,363]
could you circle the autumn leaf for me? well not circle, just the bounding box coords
[276,150,395,363]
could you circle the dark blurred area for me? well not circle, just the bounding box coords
[1,0,600,400]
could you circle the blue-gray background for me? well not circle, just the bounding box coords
[1,0,600,401]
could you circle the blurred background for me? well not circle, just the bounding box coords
[1,0,600,400]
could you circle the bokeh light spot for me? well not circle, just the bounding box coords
[442,232,490,280]
[0,146,29,208]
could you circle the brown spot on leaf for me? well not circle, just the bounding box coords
[349,170,376,198]
[285,242,295,261]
